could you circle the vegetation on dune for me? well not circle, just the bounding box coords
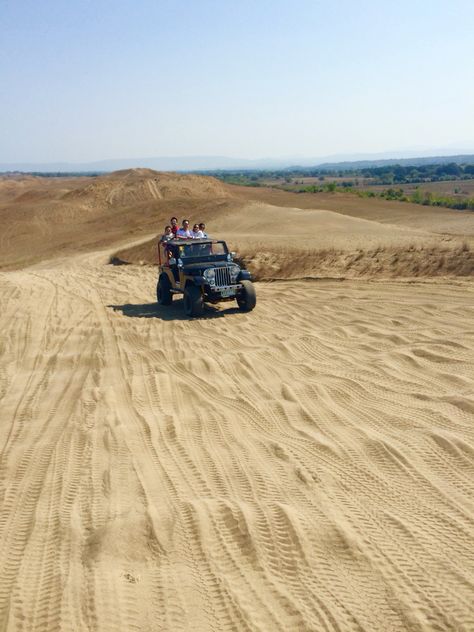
[355,188,474,211]
[268,181,474,211]
[210,161,474,210]
[355,187,474,210]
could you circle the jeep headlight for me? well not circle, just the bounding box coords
[203,268,216,285]
[229,265,240,283]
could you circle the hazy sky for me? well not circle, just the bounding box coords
[1,0,473,162]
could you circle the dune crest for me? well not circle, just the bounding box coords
[63,169,229,207]
[113,201,474,279]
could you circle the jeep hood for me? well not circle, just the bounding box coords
[182,261,235,272]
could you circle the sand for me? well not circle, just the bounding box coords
[114,201,474,279]
[1,171,474,631]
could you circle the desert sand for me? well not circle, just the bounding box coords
[1,170,474,631]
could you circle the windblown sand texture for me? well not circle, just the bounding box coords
[1,170,474,631]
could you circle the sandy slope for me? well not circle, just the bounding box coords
[0,171,229,270]
[2,170,473,273]
[114,201,474,279]
[232,186,474,243]
[1,256,474,631]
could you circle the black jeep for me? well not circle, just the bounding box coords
[156,238,256,317]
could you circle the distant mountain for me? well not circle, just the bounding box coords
[1,151,473,174]
[0,155,290,173]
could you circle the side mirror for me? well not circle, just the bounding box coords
[169,257,177,265]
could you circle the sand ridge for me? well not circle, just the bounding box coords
[114,201,474,279]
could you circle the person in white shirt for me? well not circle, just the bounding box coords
[160,225,174,243]
[176,219,193,239]
[191,223,204,238]
[199,222,209,238]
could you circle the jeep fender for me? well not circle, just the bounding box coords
[238,270,252,281]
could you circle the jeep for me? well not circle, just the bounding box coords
[156,238,256,317]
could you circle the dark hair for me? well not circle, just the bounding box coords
[199,222,205,229]
[171,217,178,222]
[182,219,189,224]
[165,225,171,230]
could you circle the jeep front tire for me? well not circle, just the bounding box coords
[237,280,256,312]
[157,274,172,305]
[184,285,204,317]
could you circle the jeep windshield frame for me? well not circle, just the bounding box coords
[175,239,229,263]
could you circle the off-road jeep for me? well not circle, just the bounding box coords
[156,238,256,317]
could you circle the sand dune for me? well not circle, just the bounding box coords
[1,257,473,631]
[114,201,474,279]
[0,171,229,270]
[1,171,474,630]
[233,186,474,244]
[63,170,229,208]
[2,169,473,273]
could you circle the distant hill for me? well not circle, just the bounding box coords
[0,156,285,173]
[1,153,473,174]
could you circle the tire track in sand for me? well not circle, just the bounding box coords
[0,261,473,631]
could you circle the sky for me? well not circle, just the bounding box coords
[1,0,473,163]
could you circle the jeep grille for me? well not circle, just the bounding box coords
[214,266,232,288]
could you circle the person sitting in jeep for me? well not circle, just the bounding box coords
[176,219,193,239]
[191,223,204,238]
[160,225,173,243]
[170,217,179,236]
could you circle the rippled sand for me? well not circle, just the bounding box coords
[1,257,473,631]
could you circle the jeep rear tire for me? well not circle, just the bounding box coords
[237,280,256,312]
[157,275,172,305]
[184,285,204,317]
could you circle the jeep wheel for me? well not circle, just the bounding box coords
[184,285,204,317]
[237,280,256,312]
[157,275,172,305]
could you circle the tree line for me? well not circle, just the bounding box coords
[210,162,474,186]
